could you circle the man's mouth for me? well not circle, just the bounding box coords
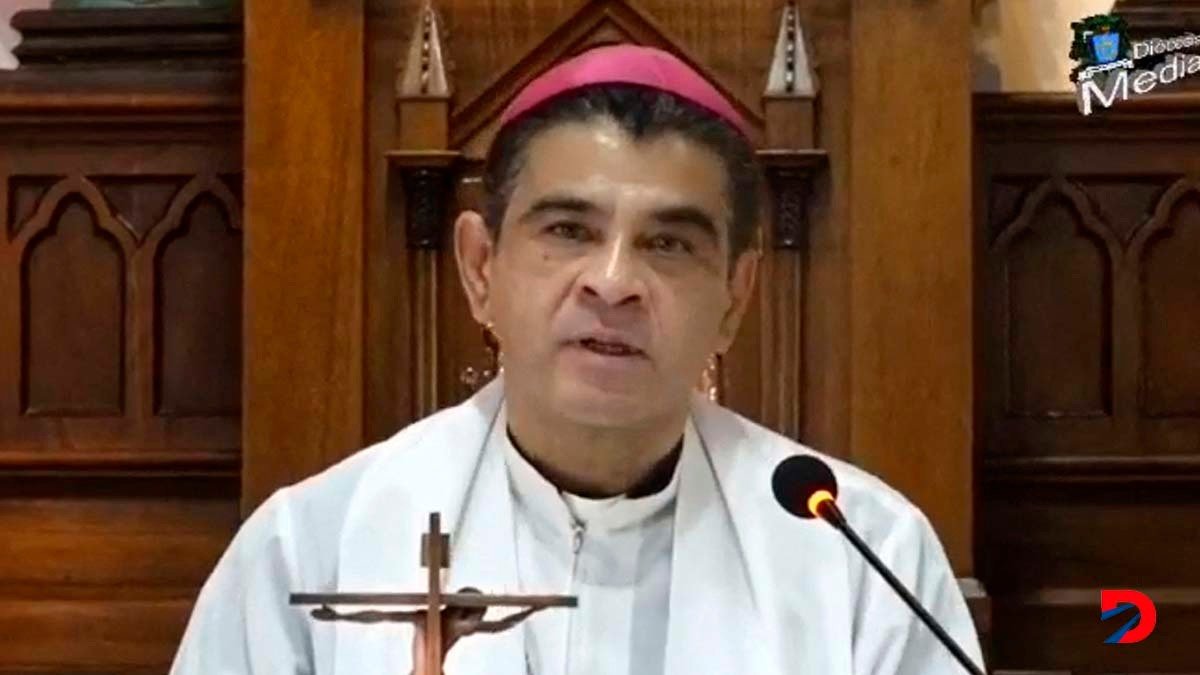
[577,337,644,357]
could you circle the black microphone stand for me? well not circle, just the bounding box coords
[817,501,987,675]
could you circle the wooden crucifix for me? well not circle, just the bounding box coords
[290,513,577,673]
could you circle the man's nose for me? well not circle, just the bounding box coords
[578,234,645,307]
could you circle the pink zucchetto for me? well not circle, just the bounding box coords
[498,44,752,139]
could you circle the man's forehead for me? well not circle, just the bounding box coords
[513,122,732,220]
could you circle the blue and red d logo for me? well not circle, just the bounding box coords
[1101,589,1156,644]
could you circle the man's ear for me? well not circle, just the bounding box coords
[715,248,760,354]
[453,210,495,324]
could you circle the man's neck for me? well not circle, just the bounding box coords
[504,397,688,499]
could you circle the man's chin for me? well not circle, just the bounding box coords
[552,382,661,427]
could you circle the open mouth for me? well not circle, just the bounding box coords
[577,337,644,357]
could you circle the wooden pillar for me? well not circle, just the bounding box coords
[389,1,462,420]
[847,0,974,574]
[747,2,827,441]
[243,0,365,514]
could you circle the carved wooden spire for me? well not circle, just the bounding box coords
[394,0,454,150]
[758,1,825,250]
[389,1,465,413]
[763,1,819,150]
[765,1,817,99]
[1113,0,1200,40]
[397,0,450,100]
[390,0,459,254]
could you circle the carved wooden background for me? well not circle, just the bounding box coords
[978,93,1200,674]
[2,0,978,671]
[0,9,242,673]
[0,1,1187,673]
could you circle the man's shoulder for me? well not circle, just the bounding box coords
[230,400,481,586]
[279,378,506,504]
[279,400,463,514]
[703,401,932,541]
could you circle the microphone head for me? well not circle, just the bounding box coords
[772,454,839,519]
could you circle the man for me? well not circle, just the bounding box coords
[170,44,983,675]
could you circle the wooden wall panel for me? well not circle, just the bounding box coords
[0,477,238,672]
[22,195,127,417]
[0,8,242,674]
[0,476,238,672]
[978,93,1200,674]
[993,184,1115,422]
[984,482,1200,591]
[0,600,192,671]
[847,0,974,571]
[1141,192,1200,418]
[791,0,850,459]
[156,185,242,417]
[993,591,1200,675]
[0,169,242,458]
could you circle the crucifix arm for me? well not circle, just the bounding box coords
[469,605,546,634]
[310,603,546,640]
[311,606,426,624]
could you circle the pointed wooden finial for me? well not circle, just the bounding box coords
[397,0,450,99]
[765,2,817,98]
[394,1,454,148]
[759,2,827,250]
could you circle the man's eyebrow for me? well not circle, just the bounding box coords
[519,195,598,221]
[651,205,721,242]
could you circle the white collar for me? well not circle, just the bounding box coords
[496,402,684,534]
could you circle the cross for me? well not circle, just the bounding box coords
[290,512,578,672]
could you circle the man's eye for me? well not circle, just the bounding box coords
[547,222,589,241]
[647,234,692,254]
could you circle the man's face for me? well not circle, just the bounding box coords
[456,119,757,429]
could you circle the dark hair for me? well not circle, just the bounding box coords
[482,83,763,261]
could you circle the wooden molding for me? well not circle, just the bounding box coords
[12,174,137,251]
[1010,586,1200,606]
[0,9,241,131]
[386,151,461,251]
[1113,0,1200,36]
[0,448,239,477]
[400,168,457,250]
[0,84,240,119]
[983,454,1200,484]
[11,7,241,66]
[758,149,827,250]
[975,92,1200,140]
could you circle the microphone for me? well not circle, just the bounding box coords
[772,455,986,675]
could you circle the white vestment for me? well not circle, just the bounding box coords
[170,377,984,675]
[501,402,681,675]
